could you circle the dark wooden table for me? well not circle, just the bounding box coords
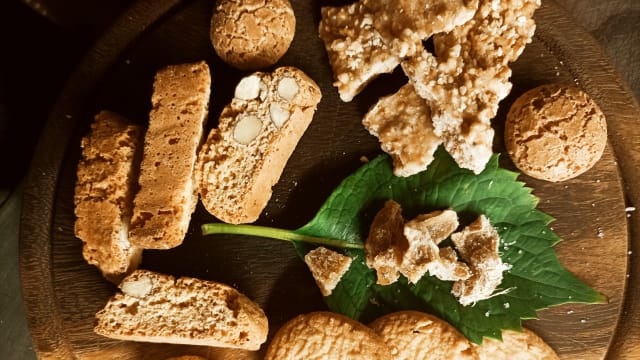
[1,0,638,359]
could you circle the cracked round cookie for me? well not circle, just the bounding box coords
[504,84,607,182]
[210,0,295,70]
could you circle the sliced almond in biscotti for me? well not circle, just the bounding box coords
[74,110,143,284]
[94,269,268,351]
[129,61,211,249]
[264,311,393,360]
[369,311,478,360]
[196,66,321,224]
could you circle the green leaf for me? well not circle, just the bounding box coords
[293,146,605,343]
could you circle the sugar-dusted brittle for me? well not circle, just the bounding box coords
[362,84,442,177]
[304,246,353,296]
[451,215,510,306]
[318,2,400,102]
[402,0,541,173]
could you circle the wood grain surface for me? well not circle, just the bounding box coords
[19,0,640,359]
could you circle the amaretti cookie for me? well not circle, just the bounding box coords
[196,66,321,224]
[473,328,559,360]
[210,0,296,70]
[504,84,607,182]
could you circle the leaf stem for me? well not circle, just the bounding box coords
[201,223,364,249]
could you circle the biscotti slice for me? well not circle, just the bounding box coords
[196,67,321,224]
[94,269,268,351]
[129,61,211,249]
[74,110,143,284]
[368,311,477,360]
[264,312,393,360]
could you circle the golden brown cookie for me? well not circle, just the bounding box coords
[505,84,607,182]
[369,311,478,360]
[474,328,559,360]
[264,312,393,360]
[210,0,295,70]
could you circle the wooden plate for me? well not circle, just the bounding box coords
[19,0,640,359]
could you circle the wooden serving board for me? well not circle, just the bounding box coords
[19,0,640,359]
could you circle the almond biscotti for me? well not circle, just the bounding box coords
[74,110,143,284]
[196,66,321,224]
[94,269,268,351]
[129,61,211,249]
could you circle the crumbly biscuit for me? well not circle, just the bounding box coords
[362,84,442,177]
[264,312,393,360]
[504,84,607,182]
[474,328,559,360]
[402,0,541,174]
[196,67,321,224]
[74,110,143,284]
[304,247,352,296]
[369,311,478,360]
[129,61,211,249]
[94,270,268,351]
[165,357,208,360]
[210,0,295,70]
[451,215,509,306]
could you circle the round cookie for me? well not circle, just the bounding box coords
[473,328,559,360]
[368,311,478,360]
[504,84,607,182]
[210,0,295,71]
[264,311,393,360]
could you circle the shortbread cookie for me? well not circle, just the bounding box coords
[74,110,143,283]
[196,67,321,224]
[95,270,268,351]
[369,311,478,360]
[264,312,393,360]
[402,0,541,174]
[505,84,607,182]
[318,2,400,102]
[474,328,559,360]
[362,84,442,177]
[304,246,352,296]
[210,0,295,70]
[129,61,211,249]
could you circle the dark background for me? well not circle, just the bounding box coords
[0,0,638,359]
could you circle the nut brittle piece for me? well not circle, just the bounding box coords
[400,209,469,284]
[361,0,479,57]
[365,200,409,285]
[362,84,442,177]
[304,247,353,296]
[402,0,541,174]
[319,2,400,102]
[451,215,510,306]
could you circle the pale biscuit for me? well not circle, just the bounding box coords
[474,328,559,360]
[362,84,442,177]
[505,84,607,182]
[210,0,295,70]
[369,311,478,360]
[264,312,393,360]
